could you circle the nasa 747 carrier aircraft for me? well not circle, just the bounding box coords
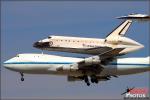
[4,53,150,86]
[3,14,150,86]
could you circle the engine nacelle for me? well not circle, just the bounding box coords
[57,64,78,71]
[84,56,101,65]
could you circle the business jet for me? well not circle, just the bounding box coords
[117,13,150,21]
[4,51,150,86]
[33,19,144,55]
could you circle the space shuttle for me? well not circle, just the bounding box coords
[33,19,143,55]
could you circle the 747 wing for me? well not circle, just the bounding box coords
[67,48,124,86]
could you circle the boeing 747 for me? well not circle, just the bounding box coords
[4,53,150,86]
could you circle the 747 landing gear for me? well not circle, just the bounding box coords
[20,72,24,81]
[90,75,98,84]
[83,75,90,86]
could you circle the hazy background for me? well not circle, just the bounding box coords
[1,1,149,99]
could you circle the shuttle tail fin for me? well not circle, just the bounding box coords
[105,20,132,42]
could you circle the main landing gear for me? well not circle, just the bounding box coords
[83,75,98,86]
[83,75,90,86]
[90,75,98,84]
[83,75,99,86]
[20,72,24,81]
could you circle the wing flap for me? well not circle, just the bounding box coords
[86,46,112,51]
[84,46,112,55]
[98,48,125,60]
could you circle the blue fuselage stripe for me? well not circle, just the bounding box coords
[4,62,72,64]
[109,63,150,66]
[3,62,150,66]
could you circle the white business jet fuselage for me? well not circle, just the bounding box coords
[4,54,150,85]
[33,20,144,55]
[117,13,150,21]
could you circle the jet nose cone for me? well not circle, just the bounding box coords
[3,60,12,70]
[3,59,19,71]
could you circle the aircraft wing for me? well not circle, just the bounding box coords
[98,47,124,60]
[56,48,124,73]
[72,47,125,71]
[82,48,125,62]
[85,46,112,54]
[67,75,112,82]
[65,48,124,83]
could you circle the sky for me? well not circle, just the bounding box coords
[1,1,149,99]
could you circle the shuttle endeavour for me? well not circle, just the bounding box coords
[33,19,144,55]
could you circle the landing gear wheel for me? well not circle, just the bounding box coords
[91,78,95,83]
[83,75,90,86]
[21,77,24,81]
[95,79,98,84]
[84,77,88,83]
[87,82,90,86]
[90,75,98,84]
[20,72,24,82]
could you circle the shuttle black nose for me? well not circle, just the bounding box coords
[33,42,40,48]
[33,42,50,48]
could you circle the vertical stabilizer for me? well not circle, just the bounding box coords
[105,20,132,42]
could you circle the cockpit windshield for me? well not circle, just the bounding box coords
[48,36,52,39]
[16,54,19,57]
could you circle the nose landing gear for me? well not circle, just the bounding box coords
[20,72,24,81]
